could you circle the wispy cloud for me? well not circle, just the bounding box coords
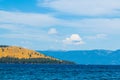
[0,10,61,41]
[63,18,120,34]
[1,10,120,35]
[40,0,120,16]
[85,34,107,40]
[0,10,120,45]
[0,10,59,27]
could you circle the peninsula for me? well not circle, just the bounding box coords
[0,45,74,64]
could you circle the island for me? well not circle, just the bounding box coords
[0,45,74,64]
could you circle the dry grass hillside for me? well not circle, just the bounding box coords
[0,46,55,60]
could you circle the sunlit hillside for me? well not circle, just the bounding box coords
[0,46,55,59]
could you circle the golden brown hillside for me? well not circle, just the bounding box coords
[0,46,55,59]
[0,46,75,64]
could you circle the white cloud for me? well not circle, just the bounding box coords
[0,10,61,41]
[0,10,120,46]
[1,10,120,35]
[63,34,84,45]
[61,18,120,34]
[86,34,107,40]
[0,24,19,30]
[0,24,53,41]
[40,0,120,16]
[0,10,59,27]
[48,28,58,34]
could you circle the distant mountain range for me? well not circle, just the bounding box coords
[38,50,120,65]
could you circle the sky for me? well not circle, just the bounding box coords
[0,0,120,50]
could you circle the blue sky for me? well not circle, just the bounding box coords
[0,0,120,50]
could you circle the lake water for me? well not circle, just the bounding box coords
[0,64,120,80]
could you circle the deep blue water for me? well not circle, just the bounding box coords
[1,64,120,80]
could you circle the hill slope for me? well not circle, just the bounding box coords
[0,46,74,64]
[0,46,52,59]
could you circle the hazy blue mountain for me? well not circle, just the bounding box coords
[37,50,120,65]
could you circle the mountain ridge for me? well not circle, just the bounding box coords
[38,50,120,65]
